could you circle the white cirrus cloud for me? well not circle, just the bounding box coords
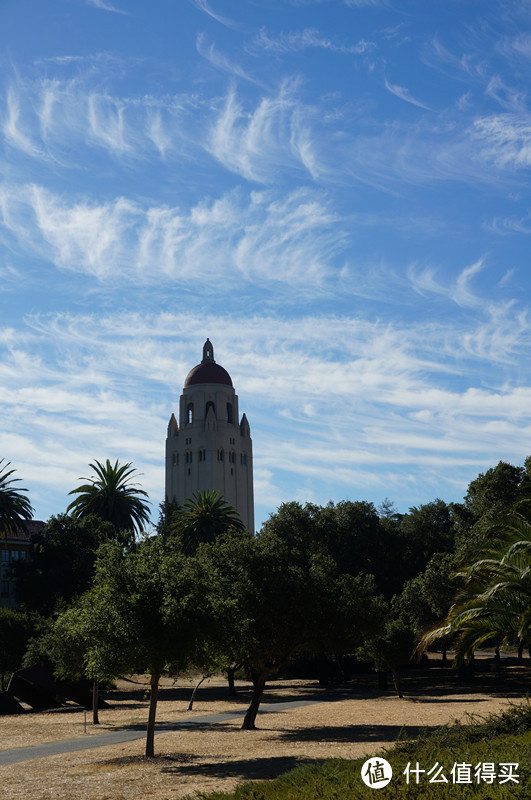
[251,27,376,55]
[207,80,322,182]
[85,0,128,14]
[196,34,262,85]
[0,183,345,290]
[384,78,433,111]
[473,114,531,169]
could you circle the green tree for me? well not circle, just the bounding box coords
[394,552,460,660]
[171,489,245,554]
[315,500,402,598]
[207,510,383,730]
[86,538,224,756]
[0,608,35,690]
[357,614,416,698]
[0,460,33,536]
[66,459,151,543]
[419,498,531,663]
[398,499,455,580]
[15,514,116,615]
[42,581,132,723]
[156,497,181,538]
[453,460,529,559]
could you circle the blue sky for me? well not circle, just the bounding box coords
[2,0,531,530]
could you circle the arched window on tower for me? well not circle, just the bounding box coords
[187,403,194,424]
[206,401,216,417]
[226,402,233,424]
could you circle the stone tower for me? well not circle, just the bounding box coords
[165,339,254,533]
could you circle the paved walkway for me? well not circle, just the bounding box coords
[0,699,318,766]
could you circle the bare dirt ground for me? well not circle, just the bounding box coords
[0,656,528,800]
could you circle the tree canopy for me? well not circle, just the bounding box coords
[204,503,385,729]
[15,514,117,615]
[81,537,225,756]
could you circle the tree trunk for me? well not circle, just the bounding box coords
[227,665,236,696]
[518,641,524,663]
[92,677,99,725]
[377,670,388,690]
[145,672,160,758]
[241,674,267,730]
[187,675,206,711]
[391,668,403,698]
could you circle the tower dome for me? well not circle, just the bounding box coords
[184,339,233,387]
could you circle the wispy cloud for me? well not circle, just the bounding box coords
[2,89,43,157]
[196,34,262,84]
[473,114,531,169]
[0,183,345,291]
[85,0,129,14]
[251,27,376,55]
[423,37,488,84]
[207,80,323,181]
[408,259,530,363]
[485,75,527,112]
[87,93,131,154]
[191,0,242,30]
[409,258,485,310]
[384,78,433,110]
[5,67,530,194]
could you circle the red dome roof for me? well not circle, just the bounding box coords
[184,339,233,387]
[184,362,233,387]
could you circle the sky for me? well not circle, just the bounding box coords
[2,0,531,531]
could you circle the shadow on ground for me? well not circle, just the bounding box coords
[161,755,317,780]
[272,723,436,743]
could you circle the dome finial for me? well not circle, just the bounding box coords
[202,338,215,362]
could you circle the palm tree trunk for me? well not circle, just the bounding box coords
[145,672,160,758]
[92,677,99,725]
[241,673,267,730]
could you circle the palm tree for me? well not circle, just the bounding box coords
[418,498,531,663]
[172,489,245,554]
[67,460,151,537]
[0,460,33,536]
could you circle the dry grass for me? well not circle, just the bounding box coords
[1,660,528,800]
